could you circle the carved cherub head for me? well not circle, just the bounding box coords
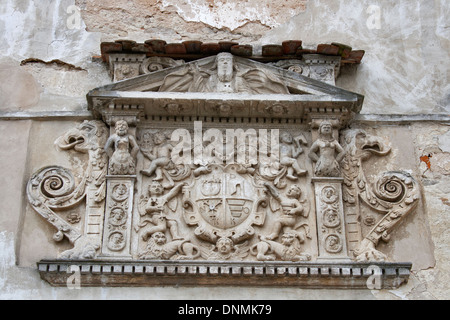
[280,131,293,144]
[153,131,166,145]
[216,237,234,255]
[149,181,164,196]
[286,184,302,199]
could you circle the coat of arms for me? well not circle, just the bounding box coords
[183,165,267,246]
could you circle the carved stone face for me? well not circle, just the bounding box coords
[217,53,234,82]
[217,237,233,254]
[281,132,293,144]
[287,185,301,199]
[281,233,296,246]
[115,121,128,136]
[149,182,164,196]
[319,122,332,136]
[152,232,167,246]
[154,132,165,145]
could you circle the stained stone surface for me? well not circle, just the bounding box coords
[0,0,449,299]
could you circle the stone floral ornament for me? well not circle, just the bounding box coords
[32,52,417,288]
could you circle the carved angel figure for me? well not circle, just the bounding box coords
[308,121,345,177]
[202,237,249,261]
[104,120,139,175]
[141,131,172,181]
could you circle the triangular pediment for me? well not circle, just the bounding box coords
[87,54,363,124]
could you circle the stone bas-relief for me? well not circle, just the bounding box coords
[27,122,419,265]
[26,53,421,288]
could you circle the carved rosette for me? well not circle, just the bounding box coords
[101,176,135,257]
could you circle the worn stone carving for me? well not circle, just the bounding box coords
[27,51,422,288]
[139,232,200,260]
[312,179,349,260]
[29,51,423,288]
[341,129,420,262]
[259,131,307,189]
[140,130,191,188]
[159,52,290,94]
[102,176,135,257]
[202,237,250,260]
[140,57,185,74]
[263,183,309,241]
[108,53,185,82]
[182,164,267,246]
[252,232,311,261]
[268,55,340,85]
[309,121,345,177]
[141,131,173,181]
[137,181,186,242]
[27,120,109,259]
[105,120,139,175]
[27,118,421,271]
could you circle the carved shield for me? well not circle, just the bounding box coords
[183,165,266,242]
[197,172,254,230]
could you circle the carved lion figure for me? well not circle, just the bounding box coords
[139,232,200,260]
[251,232,311,262]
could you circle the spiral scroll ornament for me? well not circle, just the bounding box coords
[27,166,84,244]
[373,172,410,204]
[354,171,420,262]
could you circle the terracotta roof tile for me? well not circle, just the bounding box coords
[100,39,364,64]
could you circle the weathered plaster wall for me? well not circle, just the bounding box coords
[0,0,449,299]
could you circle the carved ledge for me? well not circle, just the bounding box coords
[88,54,364,127]
[37,260,411,289]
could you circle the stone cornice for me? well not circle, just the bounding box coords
[38,260,411,289]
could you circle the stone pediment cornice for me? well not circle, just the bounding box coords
[88,54,364,127]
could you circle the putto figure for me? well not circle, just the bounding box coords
[279,132,307,180]
[140,181,186,242]
[308,120,345,177]
[104,120,139,175]
[141,131,173,181]
[263,182,308,241]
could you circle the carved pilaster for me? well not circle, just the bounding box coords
[312,177,350,261]
[101,175,136,258]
